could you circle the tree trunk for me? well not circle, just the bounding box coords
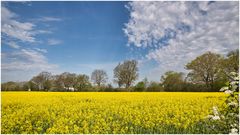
[210,79,214,92]
[125,83,131,91]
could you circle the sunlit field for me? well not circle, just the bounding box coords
[1,92,226,134]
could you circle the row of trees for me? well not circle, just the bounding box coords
[2,49,238,92]
[2,60,138,92]
[133,49,238,92]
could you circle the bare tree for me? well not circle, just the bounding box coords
[114,60,138,89]
[91,69,108,86]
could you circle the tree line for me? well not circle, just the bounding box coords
[1,49,238,92]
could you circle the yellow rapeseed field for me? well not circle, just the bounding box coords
[1,92,226,134]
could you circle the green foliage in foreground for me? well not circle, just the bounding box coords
[193,72,239,134]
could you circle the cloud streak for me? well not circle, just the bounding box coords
[47,39,62,45]
[1,48,58,82]
[1,6,61,43]
[2,49,58,71]
[38,16,62,22]
[7,41,20,49]
[1,6,36,42]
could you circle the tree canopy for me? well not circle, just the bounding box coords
[186,52,223,91]
[161,71,184,92]
[91,69,108,87]
[114,60,138,89]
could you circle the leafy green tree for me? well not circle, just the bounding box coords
[76,74,91,91]
[146,81,164,92]
[186,52,223,91]
[1,81,18,91]
[114,60,138,89]
[221,49,239,77]
[143,77,149,87]
[134,81,145,92]
[182,82,208,92]
[1,81,29,91]
[103,84,115,92]
[161,71,184,92]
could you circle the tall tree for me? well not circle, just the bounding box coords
[60,72,77,91]
[76,74,91,91]
[221,49,239,77]
[161,71,184,92]
[51,75,65,91]
[114,63,124,88]
[30,71,52,91]
[27,81,39,91]
[91,69,108,86]
[186,52,222,91]
[113,60,138,89]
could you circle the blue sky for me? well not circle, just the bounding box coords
[1,1,239,84]
[3,1,130,62]
[1,1,156,83]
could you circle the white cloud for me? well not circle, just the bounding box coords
[38,16,62,22]
[34,48,47,53]
[1,6,57,43]
[47,39,62,45]
[1,49,58,82]
[124,1,239,79]
[2,49,57,71]
[33,30,52,34]
[1,5,60,82]
[7,41,20,49]
[1,6,36,42]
